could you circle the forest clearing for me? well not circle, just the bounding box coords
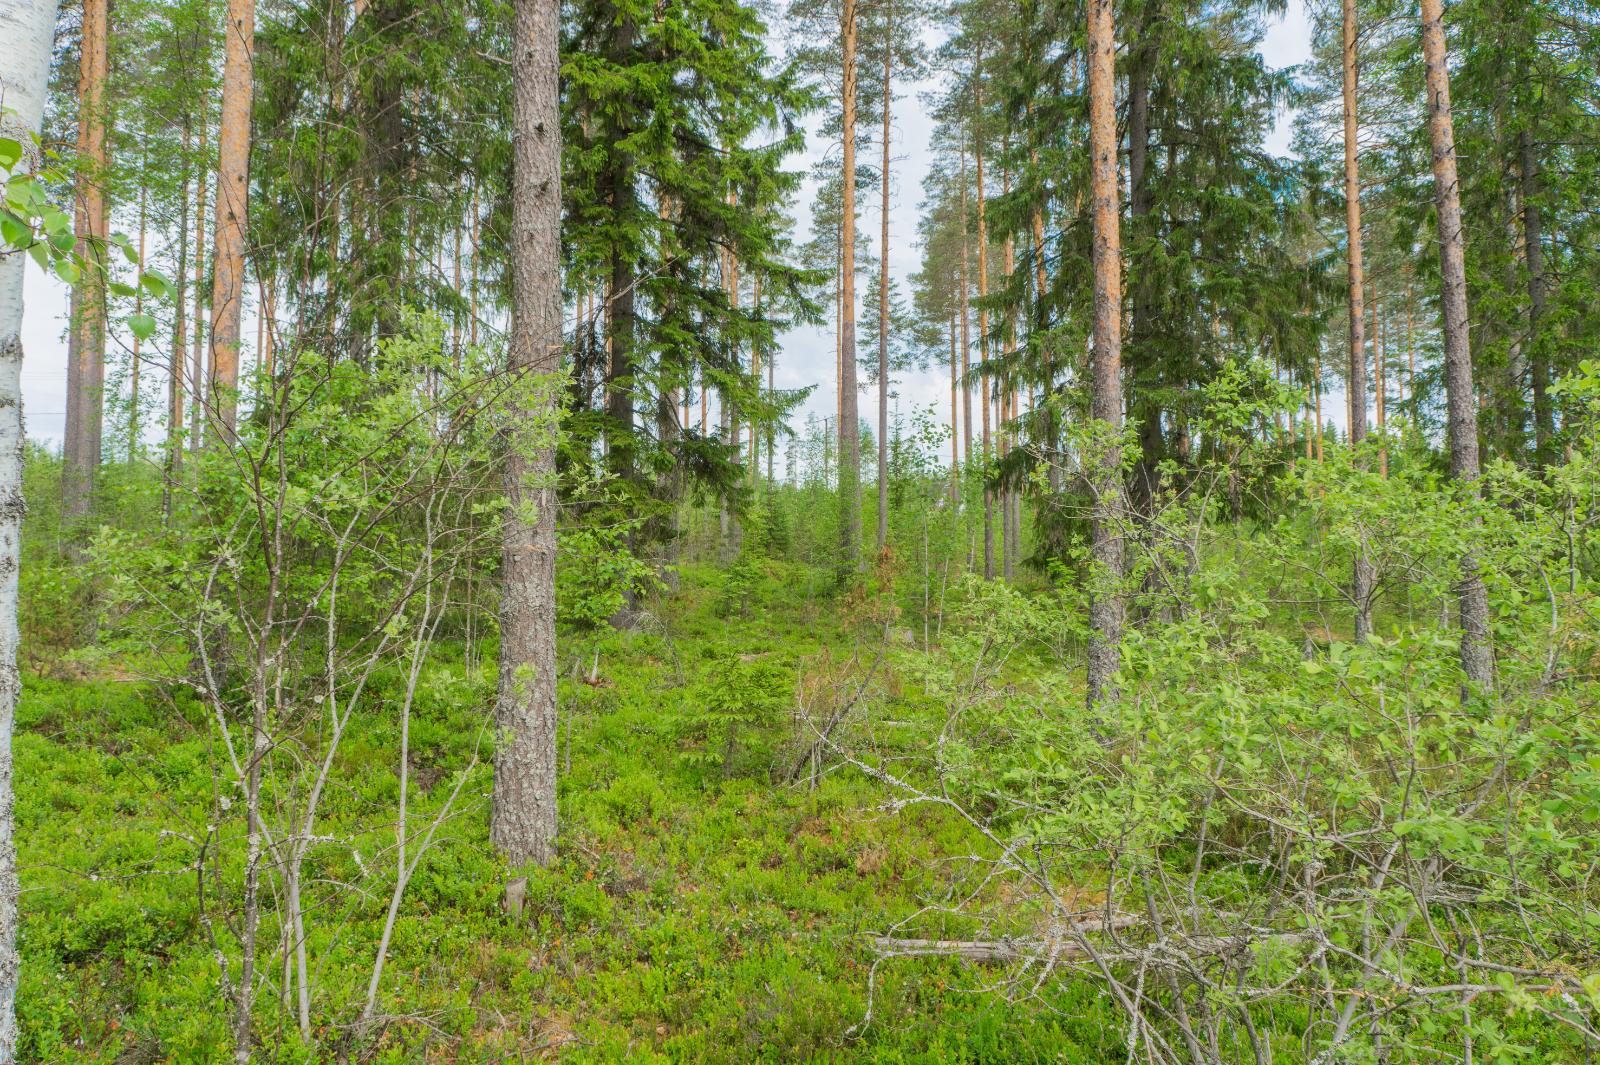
[0,0,1598,1059]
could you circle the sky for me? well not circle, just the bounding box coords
[17,0,1314,454]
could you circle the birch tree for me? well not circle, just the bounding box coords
[0,0,62,1050]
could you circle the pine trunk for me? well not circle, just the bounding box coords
[64,0,110,521]
[492,0,563,867]
[876,0,893,554]
[1420,0,1493,687]
[974,74,993,581]
[1085,0,1125,712]
[837,0,861,573]
[209,0,256,442]
[1521,130,1551,463]
[1342,0,1374,642]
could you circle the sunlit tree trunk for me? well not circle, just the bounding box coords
[958,134,972,470]
[1085,0,1125,711]
[1342,0,1375,641]
[0,3,60,1049]
[837,0,861,572]
[1420,0,1493,687]
[64,0,110,520]
[493,0,563,867]
[208,0,256,442]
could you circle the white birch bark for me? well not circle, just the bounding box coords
[0,0,63,1053]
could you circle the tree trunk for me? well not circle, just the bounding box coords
[190,117,209,455]
[0,4,59,1049]
[1521,129,1551,463]
[948,313,959,500]
[974,72,994,581]
[1342,0,1375,642]
[958,134,972,470]
[164,122,192,521]
[837,0,861,573]
[129,168,147,460]
[492,0,563,867]
[876,0,893,554]
[1420,0,1493,688]
[208,0,256,443]
[1085,0,1125,712]
[63,0,109,521]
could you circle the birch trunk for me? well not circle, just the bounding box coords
[0,1,62,1051]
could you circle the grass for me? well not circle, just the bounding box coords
[15,559,1120,1064]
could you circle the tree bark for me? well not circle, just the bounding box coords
[1085,0,1125,712]
[208,0,256,442]
[876,0,893,554]
[493,0,563,866]
[1420,0,1493,688]
[63,0,109,521]
[0,4,60,1050]
[958,134,972,471]
[974,71,993,581]
[190,117,209,455]
[838,0,862,573]
[1520,129,1551,463]
[1342,0,1375,642]
[164,122,192,521]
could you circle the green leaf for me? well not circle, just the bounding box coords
[54,257,81,285]
[0,212,28,249]
[139,270,172,299]
[0,138,21,169]
[128,313,157,341]
[108,281,137,298]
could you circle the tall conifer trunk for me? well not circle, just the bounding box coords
[493,0,563,866]
[64,0,109,520]
[876,0,893,554]
[1420,0,1493,687]
[837,0,861,573]
[209,0,255,442]
[1342,0,1375,641]
[1521,130,1551,463]
[1085,0,1125,711]
[974,70,993,581]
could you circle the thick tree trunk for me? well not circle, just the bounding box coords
[208,0,256,442]
[1420,0,1493,688]
[838,0,861,572]
[493,0,563,866]
[0,4,59,1050]
[876,0,893,554]
[1085,0,1125,712]
[64,0,109,521]
[129,172,147,460]
[1342,0,1375,642]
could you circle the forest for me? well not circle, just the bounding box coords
[0,0,1597,1059]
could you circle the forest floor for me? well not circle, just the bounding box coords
[17,560,1114,1064]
